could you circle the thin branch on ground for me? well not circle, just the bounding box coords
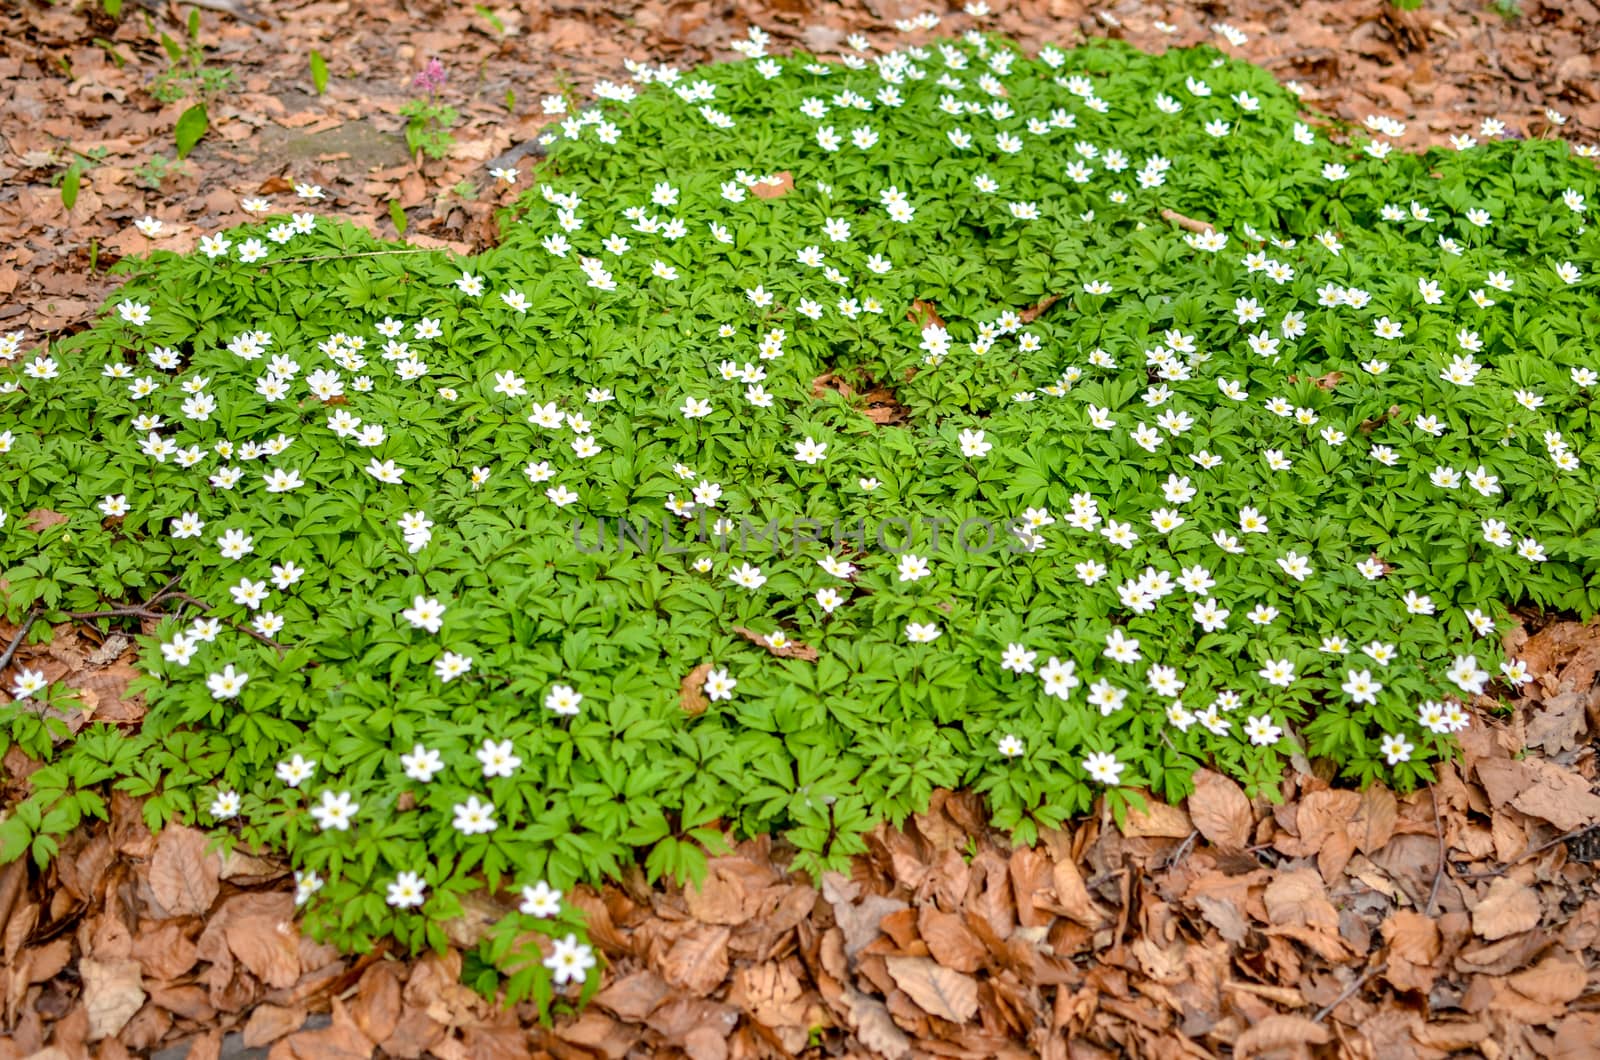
[1313,961,1386,1023]
[1451,827,1589,880]
[0,610,41,674]
[1426,783,1447,916]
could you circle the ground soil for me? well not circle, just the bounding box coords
[1,1,1599,1057]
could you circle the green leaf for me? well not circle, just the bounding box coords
[309,50,329,95]
[389,200,408,235]
[174,103,208,159]
[60,162,82,211]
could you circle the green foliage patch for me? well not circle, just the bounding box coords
[2,29,1598,1003]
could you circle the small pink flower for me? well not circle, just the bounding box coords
[412,58,448,93]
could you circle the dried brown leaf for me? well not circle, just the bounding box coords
[883,955,978,1023]
[130,920,198,981]
[80,957,144,1041]
[1508,760,1600,830]
[749,171,793,199]
[1048,854,1105,929]
[906,298,946,331]
[1381,910,1441,965]
[1525,692,1586,754]
[679,662,712,715]
[1188,770,1252,851]
[1235,1014,1331,1056]
[843,987,910,1058]
[732,626,818,661]
[660,924,731,996]
[23,937,73,985]
[1194,894,1249,944]
[23,508,68,532]
[1018,293,1060,323]
[225,913,302,988]
[1121,796,1192,838]
[1350,785,1398,854]
[1158,207,1214,233]
[593,970,673,1023]
[241,1003,306,1047]
[824,874,905,963]
[917,906,985,973]
[148,825,221,917]
[1507,953,1586,1006]
[350,962,404,1044]
[1472,877,1541,940]
[729,963,808,1030]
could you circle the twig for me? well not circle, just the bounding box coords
[1312,961,1385,1023]
[62,607,168,621]
[163,591,285,654]
[265,247,441,266]
[1425,783,1446,916]
[1160,829,1201,871]
[1450,827,1589,880]
[1084,867,1128,890]
[0,610,40,674]
[1159,207,1215,234]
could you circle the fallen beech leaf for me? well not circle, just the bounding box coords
[80,957,145,1040]
[683,860,759,926]
[560,1010,640,1058]
[680,663,712,715]
[242,1003,307,1047]
[811,372,856,400]
[24,508,67,532]
[1381,910,1441,965]
[350,962,403,1044]
[1158,207,1214,234]
[1472,877,1541,940]
[226,913,302,988]
[1018,293,1060,323]
[1525,692,1586,754]
[1120,795,1192,838]
[883,955,978,1023]
[733,626,818,661]
[273,1000,375,1059]
[729,963,808,1030]
[130,920,199,980]
[1412,1019,1492,1051]
[23,937,73,984]
[906,299,946,331]
[1508,760,1600,831]
[1235,1014,1331,1056]
[1048,854,1105,929]
[1350,784,1398,854]
[593,970,673,1023]
[917,906,985,973]
[660,924,731,996]
[1194,894,1249,944]
[149,825,221,917]
[1554,1013,1600,1058]
[1474,757,1528,809]
[844,987,910,1059]
[1286,370,1344,390]
[827,887,908,961]
[1507,954,1586,1006]
[750,171,793,199]
[1188,770,1252,851]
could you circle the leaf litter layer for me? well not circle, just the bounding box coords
[1,27,1598,1008]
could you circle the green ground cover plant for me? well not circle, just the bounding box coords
[1,26,1597,1006]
